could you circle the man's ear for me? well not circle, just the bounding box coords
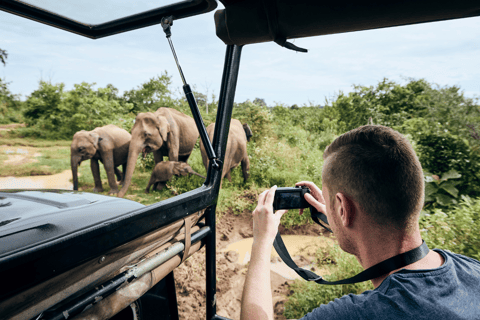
[336,193,356,227]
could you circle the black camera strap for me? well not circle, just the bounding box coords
[273,233,429,285]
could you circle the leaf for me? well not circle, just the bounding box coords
[441,169,461,181]
[424,183,438,197]
[439,182,459,198]
[435,194,455,206]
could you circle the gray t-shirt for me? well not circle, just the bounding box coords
[300,249,480,320]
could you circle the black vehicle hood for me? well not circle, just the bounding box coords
[0,190,145,300]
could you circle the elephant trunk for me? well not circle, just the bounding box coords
[118,141,142,198]
[191,171,206,180]
[71,156,81,191]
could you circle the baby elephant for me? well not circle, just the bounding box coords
[146,161,206,193]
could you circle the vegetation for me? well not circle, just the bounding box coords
[2,75,480,317]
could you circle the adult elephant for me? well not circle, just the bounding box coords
[71,124,131,194]
[118,107,199,198]
[200,119,251,183]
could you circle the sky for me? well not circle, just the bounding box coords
[1,3,479,106]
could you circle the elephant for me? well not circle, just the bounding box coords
[118,107,199,198]
[71,124,131,194]
[145,161,206,193]
[200,119,251,183]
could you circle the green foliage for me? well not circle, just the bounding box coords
[0,48,7,66]
[420,196,480,261]
[424,170,461,208]
[122,73,173,113]
[416,132,480,197]
[233,101,272,144]
[0,78,23,124]
[20,81,131,139]
[284,244,374,319]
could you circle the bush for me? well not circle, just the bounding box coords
[416,132,480,197]
[21,81,131,139]
[420,196,480,261]
[0,78,23,124]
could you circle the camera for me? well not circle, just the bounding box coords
[273,186,311,211]
[273,186,331,232]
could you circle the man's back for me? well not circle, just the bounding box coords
[301,249,480,320]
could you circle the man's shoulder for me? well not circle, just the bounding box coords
[300,250,480,320]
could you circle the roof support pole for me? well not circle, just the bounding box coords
[206,44,243,320]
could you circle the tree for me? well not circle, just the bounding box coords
[0,49,7,66]
[22,81,131,139]
[0,78,22,123]
[122,72,172,113]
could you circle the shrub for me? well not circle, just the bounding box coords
[0,78,23,124]
[21,81,131,139]
[420,196,480,261]
[416,132,480,197]
[424,169,462,209]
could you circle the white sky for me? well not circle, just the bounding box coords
[1,5,479,106]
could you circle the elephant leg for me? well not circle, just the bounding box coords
[91,159,104,193]
[225,170,232,182]
[178,154,190,163]
[157,182,166,191]
[101,151,119,195]
[120,164,127,185]
[145,176,155,193]
[241,156,250,183]
[114,167,122,182]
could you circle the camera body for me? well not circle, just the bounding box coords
[272,186,311,211]
[273,186,331,232]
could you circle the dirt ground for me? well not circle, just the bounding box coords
[174,207,327,320]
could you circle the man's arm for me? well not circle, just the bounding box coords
[240,186,286,320]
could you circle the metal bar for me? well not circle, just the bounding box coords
[165,271,180,320]
[183,84,220,169]
[41,227,211,320]
[206,44,243,320]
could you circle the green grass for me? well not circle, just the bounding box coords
[0,146,71,177]
[0,130,71,147]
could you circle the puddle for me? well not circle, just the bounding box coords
[0,170,74,190]
[2,147,42,166]
[224,235,334,280]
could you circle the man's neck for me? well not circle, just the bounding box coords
[353,227,435,288]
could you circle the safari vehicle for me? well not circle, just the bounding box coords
[1,1,479,319]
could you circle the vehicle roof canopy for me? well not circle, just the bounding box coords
[1,0,479,41]
[215,0,480,50]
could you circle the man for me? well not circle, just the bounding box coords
[241,125,480,320]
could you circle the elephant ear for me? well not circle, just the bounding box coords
[157,116,170,143]
[174,163,189,176]
[89,132,102,149]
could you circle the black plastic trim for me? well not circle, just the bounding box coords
[0,0,217,39]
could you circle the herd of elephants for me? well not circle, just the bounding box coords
[70,107,253,198]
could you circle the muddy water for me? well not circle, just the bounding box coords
[0,170,74,190]
[224,235,334,280]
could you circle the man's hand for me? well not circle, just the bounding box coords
[295,181,327,216]
[241,185,287,320]
[252,185,287,245]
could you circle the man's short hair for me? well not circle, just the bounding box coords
[322,125,424,230]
